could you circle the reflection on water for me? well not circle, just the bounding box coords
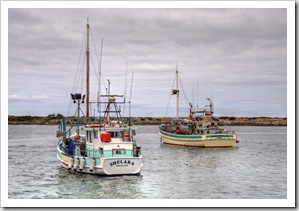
[56,168,144,199]
[8,125,287,199]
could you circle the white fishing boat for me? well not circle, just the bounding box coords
[159,69,240,148]
[56,19,142,175]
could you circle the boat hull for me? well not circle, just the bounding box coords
[57,145,142,175]
[160,131,238,148]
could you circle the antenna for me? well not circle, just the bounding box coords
[197,65,199,107]
[123,63,128,116]
[129,71,134,125]
[175,61,179,119]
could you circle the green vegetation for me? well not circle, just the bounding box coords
[8,115,287,126]
[8,115,62,125]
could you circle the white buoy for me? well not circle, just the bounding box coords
[73,157,79,170]
[79,158,86,171]
[68,157,74,170]
[90,158,96,172]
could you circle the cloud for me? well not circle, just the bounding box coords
[7,7,288,117]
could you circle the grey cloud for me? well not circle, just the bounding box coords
[7,8,288,117]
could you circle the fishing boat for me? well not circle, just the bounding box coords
[159,69,240,148]
[56,19,142,175]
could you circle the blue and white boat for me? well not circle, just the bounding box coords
[56,19,142,175]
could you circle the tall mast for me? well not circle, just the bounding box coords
[86,18,90,118]
[175,69,179,119]
[171,62,180,119]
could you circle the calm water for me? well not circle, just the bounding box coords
[8,125,287,199]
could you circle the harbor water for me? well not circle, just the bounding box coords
[8,125,287,200]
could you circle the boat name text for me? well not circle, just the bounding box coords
[110,160,135,167]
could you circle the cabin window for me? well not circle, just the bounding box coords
[109,132,114,138]
[93,130,97,139]
[116,132,123,138]
[109,131,123,138]
[87,131,92,143]
[112,148,126,155]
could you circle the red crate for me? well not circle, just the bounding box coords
[101,132,111,142]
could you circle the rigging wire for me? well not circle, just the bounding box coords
[164,70,191,117]
[123,63,128,117]
[79,56,85,93]
[90,53,100,100]
[88,30,101,104]
[71,28,86,94]
[129,71,134,123]
[164,72,176,117]
[196,65,199,107]
[179,77,190,107]
[98,38,104,119]
[67,29,86,116]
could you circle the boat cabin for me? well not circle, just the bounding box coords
[74,125,139,159]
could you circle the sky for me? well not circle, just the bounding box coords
[4,2,292,118]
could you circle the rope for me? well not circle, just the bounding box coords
[164,72,176,117]
[164,71,191,117]
[179,77,190,105]
[67,28,86,116]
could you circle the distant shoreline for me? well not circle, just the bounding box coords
[8,115,287,126]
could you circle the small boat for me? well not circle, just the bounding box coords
[159,69,240,148]
[56,19,142,175]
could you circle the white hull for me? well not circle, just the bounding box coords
[57,146,142,175]
[57,21,143,176]
[160,131,238,148]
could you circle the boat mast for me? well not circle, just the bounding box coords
[175,69,179,119]
[171,62,180,119]
[86,18,90,118]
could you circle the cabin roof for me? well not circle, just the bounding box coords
[80,126,138,131]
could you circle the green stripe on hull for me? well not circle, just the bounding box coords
[160,131,202,139]
[206,135,235,139]
[160,131,236,142]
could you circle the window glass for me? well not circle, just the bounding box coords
[88,131,92,143]
[112,148,126,155]
[109,131,123,138]
[86,132,89,143]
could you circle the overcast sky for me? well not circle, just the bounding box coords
[6,3,290,117]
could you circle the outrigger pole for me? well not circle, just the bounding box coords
[98,38,104,123]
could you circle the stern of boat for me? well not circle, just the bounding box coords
[102,156,142,175]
